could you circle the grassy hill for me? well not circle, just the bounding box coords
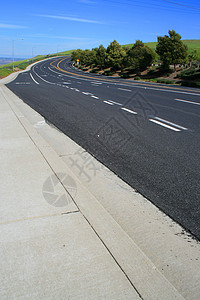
[125,40,200,54]
[0,50,72,78]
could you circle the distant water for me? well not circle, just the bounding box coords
[0,57,25,66]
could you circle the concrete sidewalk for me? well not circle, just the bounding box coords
[0,79,200,299]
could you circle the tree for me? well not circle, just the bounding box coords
[71,49,96,66]
[71,49,83,64]
[81,49,96,66]
[156,30,188,71]
[188,50,199,67]
[124,40,155,73]
[106,40,126,71]
[94,45,107,70]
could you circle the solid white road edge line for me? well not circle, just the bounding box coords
[149,119,181,132]
[30,73,39,85]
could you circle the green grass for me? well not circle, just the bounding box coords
[124,40,200,54]
[0,68,13,78]
[182,40,200,53]
[57,50,74,55]
[0,58,29,69]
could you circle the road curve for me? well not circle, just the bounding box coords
[7,56,200,240]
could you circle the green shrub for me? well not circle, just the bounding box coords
[148,69,157,74]
[156,78,175,84]
[158,65,172,73]
[120,73,131,78]
[177,67,196,78]
[166,79,174,84]
[179,72,200,80]
[103,71,114,76]
[181,81,200,88]
[148,69,158,76]
[149,79,158,83]
[89,69,99,73]
[134,76,141,80]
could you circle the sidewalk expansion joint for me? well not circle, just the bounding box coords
[0,211,79,226]
[61,210,79,216]
[79,210,143,299]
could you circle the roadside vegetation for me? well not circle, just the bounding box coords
[71,40,155,77]
[1,32,200,88]
[71,30,200,88]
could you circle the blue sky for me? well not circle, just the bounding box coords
[0,0,200,58]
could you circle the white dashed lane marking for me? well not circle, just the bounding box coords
[154,117,188,131]
[175,98,200,106]
[118,88,132,92]
[149,119,181,132]
[108,100,123,106]
[103,101,114,105]
[91,82,102,85]
[121,107,137,114]
[15,82,30,85]
[82,92,92,95]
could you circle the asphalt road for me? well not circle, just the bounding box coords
[7,56,200,240]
